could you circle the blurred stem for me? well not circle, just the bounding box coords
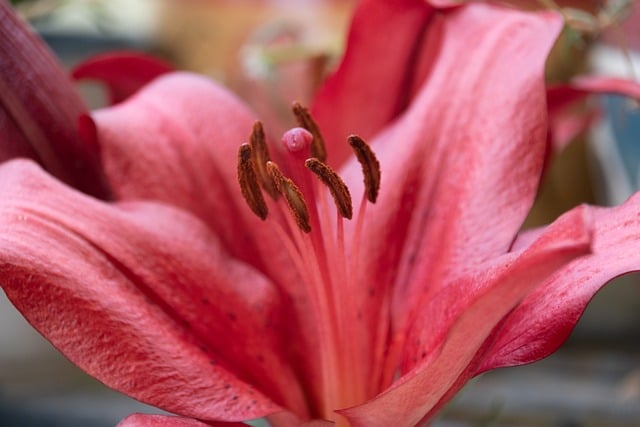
[12,0,65,21]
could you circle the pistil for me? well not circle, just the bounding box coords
[236,105,381,424]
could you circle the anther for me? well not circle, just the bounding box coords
[348,135,381,203]
[305,158,353,220]
[266,161,312,233]
[292,102,327,162]
[237,143,268,220]
[250,121,279,200]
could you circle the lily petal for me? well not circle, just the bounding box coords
[311,0,435,166]
[0,159,308,421]
[0,2,109,197]
[0,107,39,161]
[341,205,592,427]
[90,72,266,264]
[72,52,174,105]
[386,3,562,302]
[341,3,562,390]
[479,192,640,372]
[117,414,248,427]
[266,412,334,427]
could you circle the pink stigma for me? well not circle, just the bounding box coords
[282,127,313,153]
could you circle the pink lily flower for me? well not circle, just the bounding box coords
[2,1,640,426]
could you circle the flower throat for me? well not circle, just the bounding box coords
[236,103,381,421]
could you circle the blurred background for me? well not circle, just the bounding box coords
[1,0,640,426]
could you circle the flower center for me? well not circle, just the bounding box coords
[237,103,379,232]
[237,103,381,421]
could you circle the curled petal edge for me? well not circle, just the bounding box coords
[340,205,592,427]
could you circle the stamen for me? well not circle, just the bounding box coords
[237,143,268,220]
[250,121,279,199]
[292,102,327,162]
[305,158,353,220]
[266,161,312,233]
[348,135,381,203]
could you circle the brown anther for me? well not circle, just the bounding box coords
[237,143,268,220]
[305,158,353,220]
[292,102,327,162]
[348,135,381,203]
[249,121,279,200]
[266,161,311,233]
